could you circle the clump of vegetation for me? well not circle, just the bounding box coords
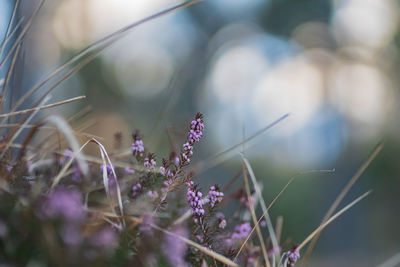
[0,1,382,266]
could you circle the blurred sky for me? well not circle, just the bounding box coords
[2,0,400,265]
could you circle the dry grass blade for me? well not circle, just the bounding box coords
[51,138,125,227]
[0,0,44,67]
[377,252,400,267]
[275,216,283,246]
[297,190,372,251]
[45,115,89,176]
[241,155,280,261]
[0,0,20,57]
[0,96,85,118]
[237,160,270,267]
[268,169,335,211]
[52,139,92,188]
[150,223,239,267]
[1,17,25,49]
[0,124,102,140]
[1,43,21,117]
[300,144,382,266]
[0,96,50,160]
[10,0,202,113]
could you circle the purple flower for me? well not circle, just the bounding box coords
[183,142,193,154]
[5,165,12,173]
[131,131,145,156]
[267,246,282,257]
[100,165,115,178]
[181,113,204,164]
[286,246,300,266]
[147,190,159,199]
[162,226,188,267]
[71,166,83,182]
[132,183,142,198]
[41,187,84,222]
[174,156,180,166]
[139,214,155,235]
[160,166,166,176]
[207,185,224,208]
[100,165,116,186]
[260,219,267,227]
[216,212,227,229]
[64,149,74,162]
[160,161,174,178]
[196,234,204,243]
[219,219,227,229]
[144,153,156,169]
[162,179,173,193]
[90,227,118,251]
[186,180,205,223]
[124,167,135,175]
[63,149,82,182]
[231,222,251,240]
[61,224,82,246]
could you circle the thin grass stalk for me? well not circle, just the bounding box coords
[239,161,271,267]
[150,223,239,267]
[377,252,400,267]
[0,0,45,67]
[0,95,85,118]
[0,95,50,160]
[241,155,281,261]
[300,144,382,266]
[1,43,21,116]
[189,114,290,175]
[0,0,20,57]
[297,190,372,251]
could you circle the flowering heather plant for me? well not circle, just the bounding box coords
[0,2,385,267]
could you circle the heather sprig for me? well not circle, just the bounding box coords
[284,246,300,267]
[131,130,145,158]
[207,185,224,208]
[181,112,204,165]
[144,153,156,169]
[186,180,205,224]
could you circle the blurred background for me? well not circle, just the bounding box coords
[2,0,400,265]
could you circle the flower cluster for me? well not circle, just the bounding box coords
[124,167,135,175]
[231,222,251,240]
[144,153,156,169]
[132,183,142,198]
[139,213,155,235]
[285,246,300,266]
[181,113,204,164]
[186,180,205,223]
[100,164,115,177]
[41,187,84,222]
[268,246,282,257]
[160,158,174,178]
[207,185,224,207]
[100,165,116,186]
[63,149,82,182]
[161,179,173,193]
[131,131,144,156]
[147,190,159,199]
[216,212,227,229]
[90,227,118,251]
